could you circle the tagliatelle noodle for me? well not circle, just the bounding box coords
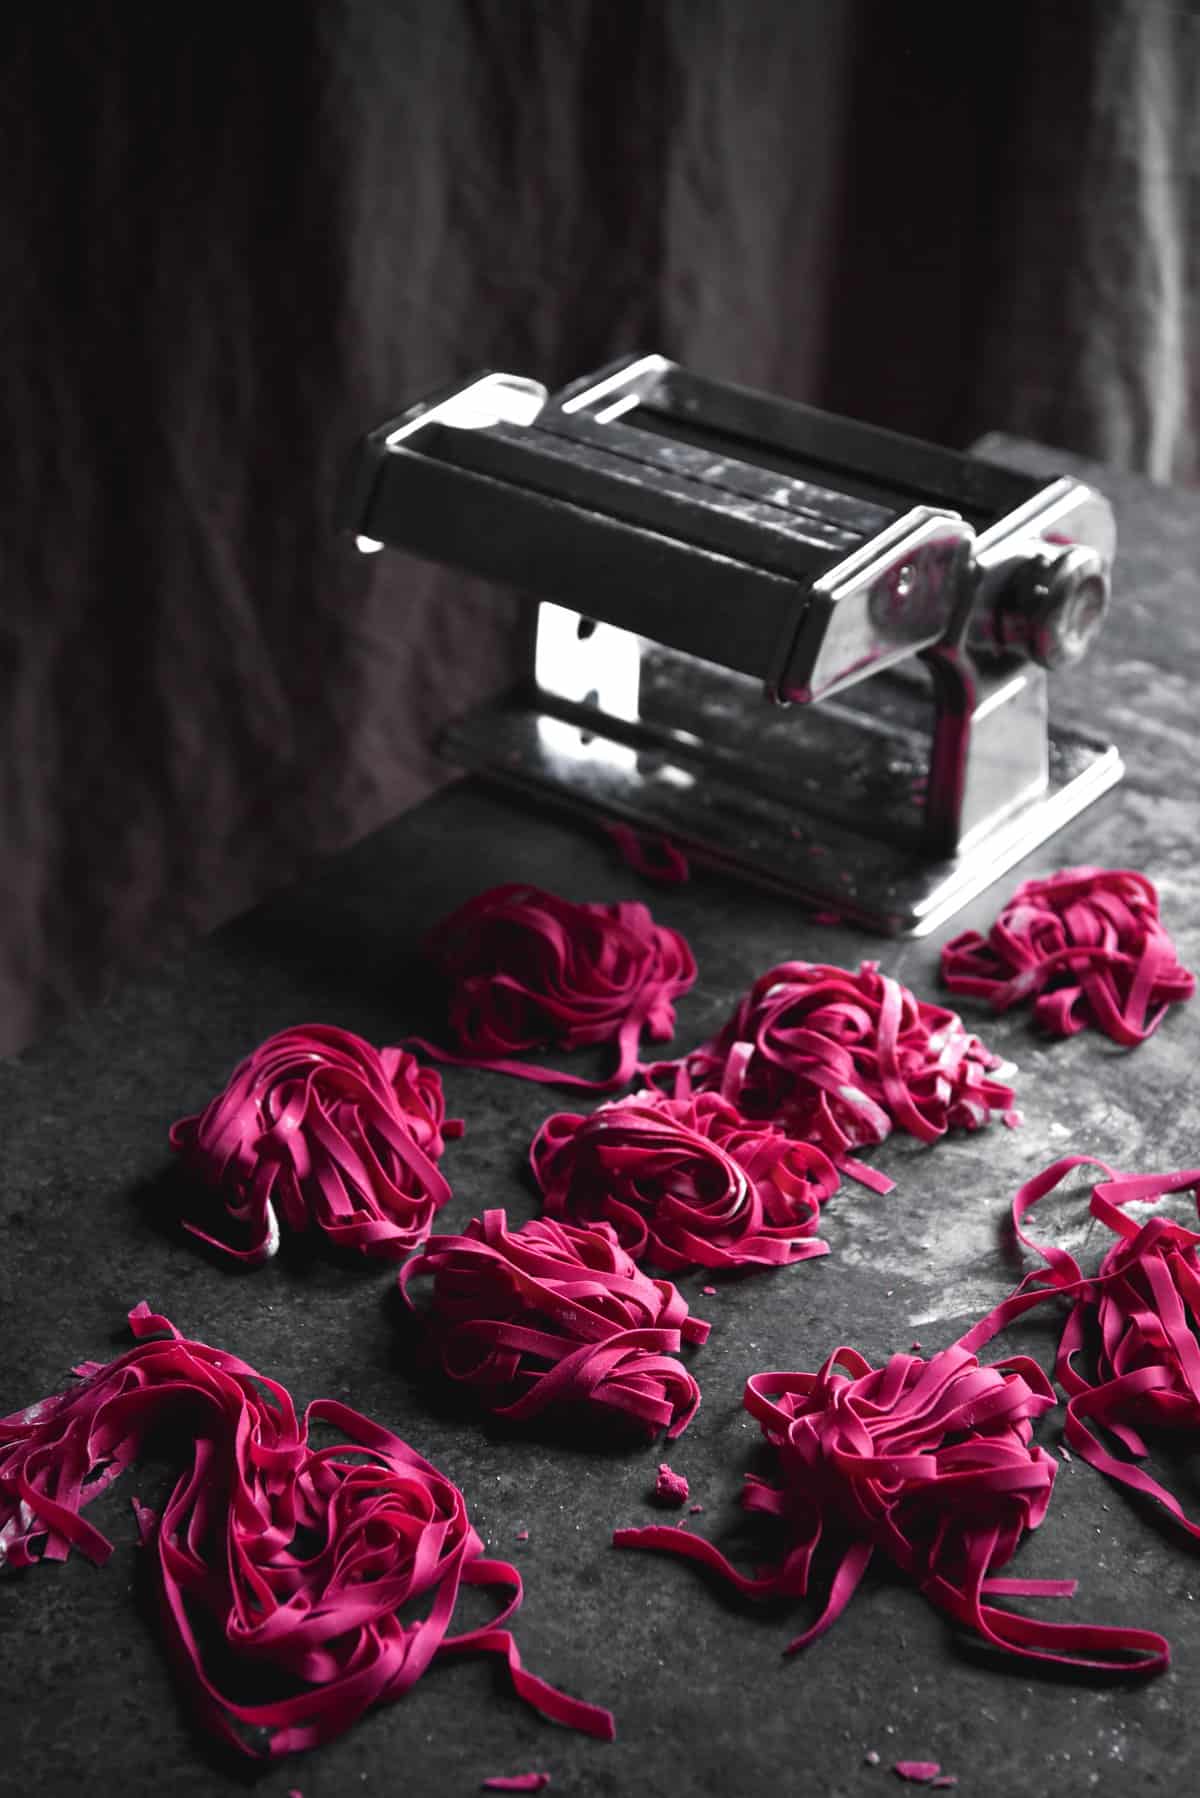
[940,866,1194,1044]
[614,1340,1167,1674]
[958,1154,1200,1536]
[169,1025,460,1264]
[531,1089,835,1272]
[412,884,696,1091]
[646,960,1013,1194]
[601,821,690,886]
[0,1305,616,1754]
[400,1211,709,1440]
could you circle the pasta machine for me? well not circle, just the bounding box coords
[340,354,1120,934]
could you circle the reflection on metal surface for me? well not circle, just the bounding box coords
[534,602,639,773]
[779,506,975,703]
[559,354,670,415]
[384,372,548,448]
[534,603,640,724]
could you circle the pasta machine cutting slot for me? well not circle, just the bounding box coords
[341,353,1121,934]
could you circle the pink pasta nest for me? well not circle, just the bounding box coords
[416,883,696,1090]
[960,1154,1200,1536]
[169,1023,460,1263]
[399,1210,710,1439]
[648,960,1013,1192]
[531,1089,835,1272]
[615,1340,1167,1675]
[940,865,1194,1044]
[0,1305,615,1755]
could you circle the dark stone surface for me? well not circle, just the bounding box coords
[1,438,1198,1797]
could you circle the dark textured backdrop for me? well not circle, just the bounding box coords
[4,0,1198,1056]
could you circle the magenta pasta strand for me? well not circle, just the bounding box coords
[413,884,696,1091]
[646,960,1013,1191]
[400,1211,709,1439]
[958,1154,1200,1536]
[614,1341,1167,1676]
[941,866,1194,1044]
[169,1024,460,1262]
[601,822,691,885]
[0,1305,615,1755]
[531,1089,834,1272]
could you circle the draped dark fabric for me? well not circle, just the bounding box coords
[3,0,1196,1055]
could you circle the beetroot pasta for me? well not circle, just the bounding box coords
[601,821,690,885]
[647,960,1013,1192]
[653,1464,689,1507]
[169,1024,459,1263]
[531,1089,834,1272]
[959,1154,1200,1537]
[400,1210,710,1439]
[614,1340,1167,1675]
[415,883,696,1090]
[0,1304,615,1755]
[941,866,1194,1044]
